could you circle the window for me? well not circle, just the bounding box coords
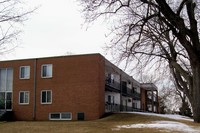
[41,64,52,78]
[108,95,111,103]
[0,68,13,110]
[133,102,137,108]
[106,73,114,84]
[19,91,29,104]
[77,112,85,120]
[49,112,72,120]
[20,66,30,79]
[41,90,52,104]
[0,68,13,92]
[61,113,71,119]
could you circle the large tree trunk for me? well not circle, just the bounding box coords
[192,62,200,123]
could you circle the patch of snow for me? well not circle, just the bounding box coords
[115,121,200,133]
[121,112,193,121]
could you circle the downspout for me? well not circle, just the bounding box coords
[33,59,37,120]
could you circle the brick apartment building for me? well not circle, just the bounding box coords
[0,53,159,121]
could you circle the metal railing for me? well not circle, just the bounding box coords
[133,91,141,100]
[122,86,132,96]
[121,105,133,112]
[105,103,120,112]
[105,78,121,91]
[133,107,143,112]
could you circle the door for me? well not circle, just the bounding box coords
[0,92,12,110]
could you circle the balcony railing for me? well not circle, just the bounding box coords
[133,107,142,112]
[147,98,158,105]
[122,85,132,96]
[105,103,120,112]
[133,91,141,100]
[106,78,139,97]
[121,105,133,112]
[105,78,120,91]
[147,98,152,104]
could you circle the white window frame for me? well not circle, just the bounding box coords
[41,90,52,104]
[19,91,29,105]
[19,66,30,79]
[41,64,53,78]
[49,112,72,120]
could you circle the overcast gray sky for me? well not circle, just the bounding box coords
[2,0,109,60]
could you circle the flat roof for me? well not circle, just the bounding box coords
[0,53,103,62]
[140,83,158,91]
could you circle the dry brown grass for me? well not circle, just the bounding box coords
[0,113,199,133]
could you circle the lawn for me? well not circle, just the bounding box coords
[0,113,199,133]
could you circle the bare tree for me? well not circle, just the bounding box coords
[159,85,181,114]
[79,0,200,122]
[0,0,34,55]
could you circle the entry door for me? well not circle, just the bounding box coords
[0,92,12,110]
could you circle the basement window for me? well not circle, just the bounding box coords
[49,112,72,120]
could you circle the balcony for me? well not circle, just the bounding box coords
[147,98,158,105]
[122,87,132,97]
[121,105,133,111]
[105,102,120,112]
[106,78,138,97]
[133,91,141,100]
[105,77,120,92]
[147,98,152,104]
[133,107,142,112]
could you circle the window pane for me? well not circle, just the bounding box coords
[25,67,30,78]
[108,95,111,103]
[47,91,51,103]
[0,92,5,109]
[61,113,71,119]
[47,65,52,77]
[50,113,60,119]
[6,68,13,91]
[6,100,12,109]
[24,92,29,103]
[42,91,46,103]
[42,66,47,77]
[20,67,25,78]
[0,69,6,91]
[6,92,12,101]
[20,92,24,103]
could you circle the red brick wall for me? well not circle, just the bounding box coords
[141,88,146,111]
[0,60,35,120]
[0,54,106,120]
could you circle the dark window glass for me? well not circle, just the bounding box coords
[20,67,25,78]
[47,91,51,103]
[42,91,46,103]
[51,113,60,119]
[42,66,47,77]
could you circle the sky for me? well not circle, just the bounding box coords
[1,0,109,60]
